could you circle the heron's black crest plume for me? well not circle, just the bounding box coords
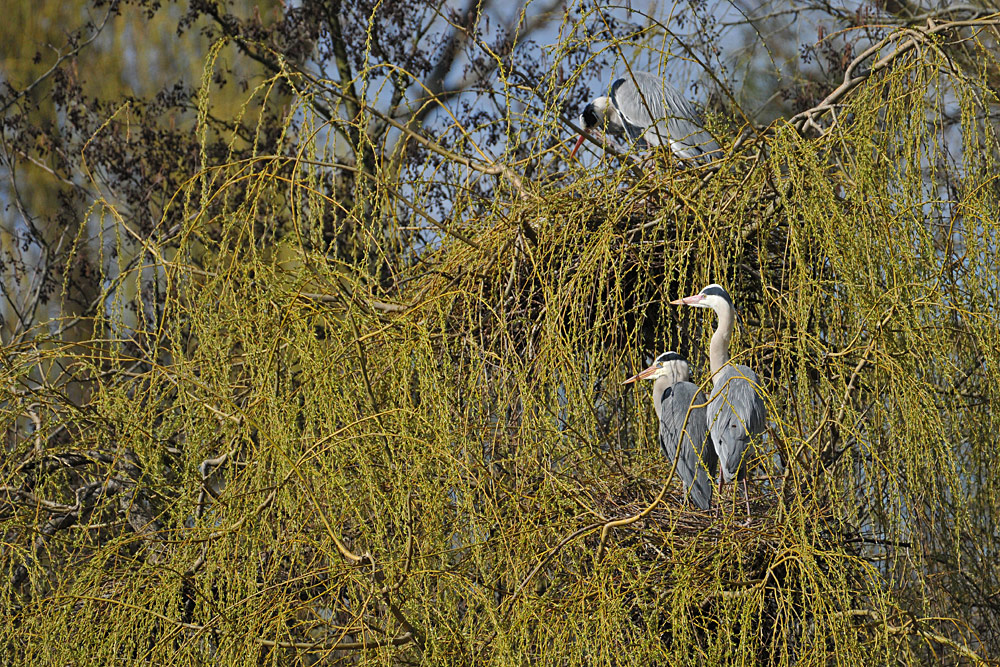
[700,284,734,308]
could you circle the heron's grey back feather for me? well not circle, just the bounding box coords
[658,381,718,510]
[609,71,720,161]
[707,364,767,483]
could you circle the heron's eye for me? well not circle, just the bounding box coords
[656,363,663,368]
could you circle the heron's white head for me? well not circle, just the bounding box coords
[579,96,612,130]
[570,96,613,159]
[622,351,691,385]
[669,284,735,315]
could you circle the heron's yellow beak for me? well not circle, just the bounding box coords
[622,364,658,385]
[569,134,586,160]
[670,293,704,306]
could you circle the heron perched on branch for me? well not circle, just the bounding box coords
[671,284,766,518]
[570,70,720,162]
[623,351,718,510]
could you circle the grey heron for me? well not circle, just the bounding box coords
[671,284,766,517]
[570,70,720,162]
[623,351,718,510]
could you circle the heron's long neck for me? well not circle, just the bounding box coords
[651,366,688,420]
[709,304,735,377]
[651,376,670,421]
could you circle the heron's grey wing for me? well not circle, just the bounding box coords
[609,77,650,145]
[660,83,721,160]
[622,71,720,160]
[695,387,719,495]
[660,382,715,510]
[708,365,767,482]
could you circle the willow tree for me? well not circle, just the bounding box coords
[1,1,998,665]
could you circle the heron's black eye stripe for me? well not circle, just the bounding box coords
[700,284,734,307]
[582,104,600,128]
[654,351,684,364]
